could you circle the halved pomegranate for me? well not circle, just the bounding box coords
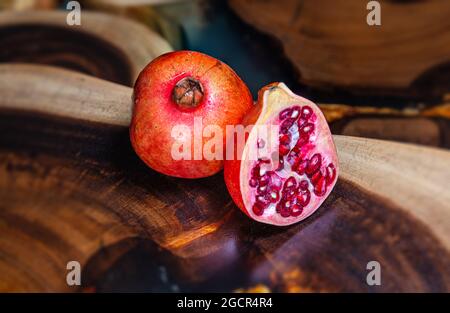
[224,83,338,226]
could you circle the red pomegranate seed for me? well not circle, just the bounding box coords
[280,118,295,133]
[279,133,291,145]
[249,178,258,187]
[279,144,290,156]
[301,106,312,120]
[306,153,322,176]
[252,203,264,216]
[296,189,311,206]
[290,204,303,217]
[257,185,268,194]
[259,173,271,186]
[269,190,280,202]
[279,108,292,120]
[295,159,309,175]
[314,176,327,196]
[290,106,301,119]
[285,189,296,199]
[278,201,291,217]
[298,180,309,190]
[251,165,260,178]
[276,202,281,212]
[325,163,336,185]
[279,209,290,217]
[256,194,270,206]
[297,118,306,128]
[300,122,314,136]
[293,136,309,152]
[291,158,299,171]
[284,176,297,189]
[310,169,324,186]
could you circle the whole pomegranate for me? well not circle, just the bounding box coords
[224,83,339,226]
[130,50,253,178]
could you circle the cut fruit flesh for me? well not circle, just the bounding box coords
[239,83,339,226]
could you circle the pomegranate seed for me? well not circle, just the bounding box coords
[297,118,306,128]
[306,153,322,176]
[300,122,314,136]
[295,159,309,175]
[256,195,270,206]
[301,106,312,120]
[276,203,290,217]
[279,144,290,156]
[291,158,299,171]
[252,203,264,216]
[269,190,280,203]
[310,169,324,186]
[251,165,260,178]
[325,163,336,185]
[285,189,296,199]
[276,202,281,212]
[277,200,291,217]
[249,178,258,187]
[296,189,311,206]
[279,108,292,120]
[279,208,291,218]
[259,173,271,186]
[290,204,303,217]
[293,136,309,152]
[290,106,301,119]
[314,177,327,196]
[298,180,309,190]
[257,185,268,194]
[279,133,291,145]
[284,176,297,189]
[280,118,295,133]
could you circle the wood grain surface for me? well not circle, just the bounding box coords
[0,64,449,292]
[0,10,172,85]
[229,0,450,97]
[322,106,450,148]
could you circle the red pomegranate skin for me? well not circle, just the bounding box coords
[224,85,267,216]
[130,50,253,178]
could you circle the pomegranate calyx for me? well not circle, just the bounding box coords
[172,77,204,108]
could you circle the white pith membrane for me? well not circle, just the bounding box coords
[240,83,339,226]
